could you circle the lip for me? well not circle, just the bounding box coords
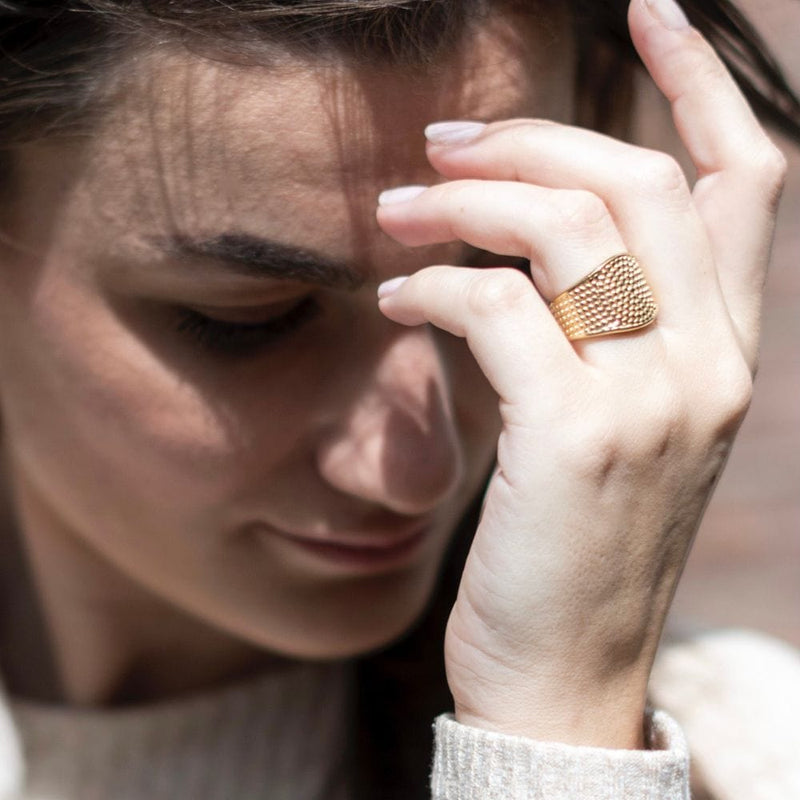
[247,520,432,571]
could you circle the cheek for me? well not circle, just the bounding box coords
[437,332,501,462]
[0,272,318,523]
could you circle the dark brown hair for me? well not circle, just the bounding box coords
[0,0,799,147]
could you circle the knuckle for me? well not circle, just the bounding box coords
[556,415,618,477]
[550,191,609,237]
[647,387,687,446]
[623,381,687,459]
[674,38,727,91]
[506,119,558,150]
[444,180,480,212]
[632,152,689,199]
[466,268,532,318]
[706,356,754,433]
[751,141,788,210]
[755,140,788,184]
[551,351,754,483]
[557,382,685,476]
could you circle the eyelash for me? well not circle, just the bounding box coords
[173,296,321,356]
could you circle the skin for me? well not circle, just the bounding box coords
[378,0,786,747]
[0,10,570,703]
[0,0,787,756]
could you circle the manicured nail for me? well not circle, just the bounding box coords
[378,185,427,206]
[645,0,689,30]
[425,121,486,145]
[377,276,408,298]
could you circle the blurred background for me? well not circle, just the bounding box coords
[635,0,799,647]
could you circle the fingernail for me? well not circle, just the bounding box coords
[425,121,487,145]
[377,276,408,299]
[378,185,427,206]
[645,0,689,30]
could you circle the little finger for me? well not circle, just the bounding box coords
[377,265,578,407]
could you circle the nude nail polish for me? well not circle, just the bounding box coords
[424,121,487,145]
[645,0,690,30]
[378,185,427,206]
[377,276,408,298]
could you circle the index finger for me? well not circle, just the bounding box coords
[628,0,786,185]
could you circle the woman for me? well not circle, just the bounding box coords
[0,0,797,797]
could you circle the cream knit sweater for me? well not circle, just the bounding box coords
[0,629,797,800]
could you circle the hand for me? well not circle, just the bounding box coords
[375,0,786,749]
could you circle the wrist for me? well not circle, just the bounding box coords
[452,667,651,749]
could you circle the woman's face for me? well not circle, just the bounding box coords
[0,13,574,663]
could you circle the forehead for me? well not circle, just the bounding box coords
[105,13,571,184]
[10,9,574,267]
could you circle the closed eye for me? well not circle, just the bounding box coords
[173,296,321,357]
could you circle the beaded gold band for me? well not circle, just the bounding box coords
[548,254,658,341]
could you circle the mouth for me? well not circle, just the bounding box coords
[246,519,432,573]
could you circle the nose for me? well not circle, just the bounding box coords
[315,325,464,516]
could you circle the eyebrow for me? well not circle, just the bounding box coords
[159,232,365,290]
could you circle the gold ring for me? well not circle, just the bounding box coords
[548,254,658,341]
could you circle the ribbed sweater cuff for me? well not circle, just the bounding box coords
[431,708,689,799]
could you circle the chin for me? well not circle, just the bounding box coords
[247,567,441,661]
